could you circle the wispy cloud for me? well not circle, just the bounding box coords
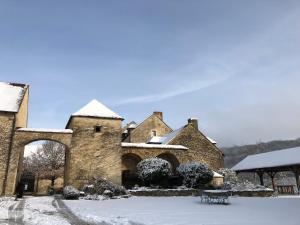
[116,74,231,105]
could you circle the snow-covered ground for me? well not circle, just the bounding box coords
[1,196,299,225]
[0,197,16,220]
[24,196,70,225]
[64,196,300,225]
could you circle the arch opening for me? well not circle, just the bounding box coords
[121,153,142,188]
[156,153,180,174]
[19,140,68,196]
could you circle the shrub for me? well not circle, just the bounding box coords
[85,177,127,197]
[136,158,171,186]
[47,186,54,195]
[217,168,238,185]
[63,186,80,200]
[177,162,213,188]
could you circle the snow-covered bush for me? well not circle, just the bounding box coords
[218,168,238,184]
[86,177,127,197]
[63,186,80,200]
[217,168,238,190]
[83,194,108,201]
[218,168,271,191]
[136,158,171,186]
[177,162,213,188]
[82,184,94,194]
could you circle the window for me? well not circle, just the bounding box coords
[151,130,157,137]
[95,125,102,133]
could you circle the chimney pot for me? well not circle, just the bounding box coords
[188,118,198,130]
[153,111,163,120]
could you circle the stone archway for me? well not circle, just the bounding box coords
[3,128,73,195]
[157,152,180,174]
[122,153,142,174]
[121,153,142,188]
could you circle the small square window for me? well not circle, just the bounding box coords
[151,130,157,137]
[95,125,102,133]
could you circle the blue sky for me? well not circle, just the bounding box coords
[1,0,300,147]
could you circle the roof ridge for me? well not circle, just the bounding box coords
[72,99,123,119]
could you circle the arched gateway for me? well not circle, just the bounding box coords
[4,128,73,195]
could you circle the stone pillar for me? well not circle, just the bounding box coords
[257,171,264,186]
[4,144,23,195]
[293,169,300,194]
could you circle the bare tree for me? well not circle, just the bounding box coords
[23,141,65,186]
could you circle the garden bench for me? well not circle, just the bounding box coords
[201,190,231,204]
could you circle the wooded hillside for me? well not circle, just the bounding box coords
[222,138,300,168]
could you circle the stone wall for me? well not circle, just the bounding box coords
[122,147,186,162]
[169,124,224,170]
[129,189,201,196]
[0,112,15,195]
[67,116,123,189]
[36,177,64,195]
[15,86,28,129]
[126,113,172,143]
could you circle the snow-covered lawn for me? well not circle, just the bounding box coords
[64,196,300,225]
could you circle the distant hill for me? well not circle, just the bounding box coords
[222,138,300,168]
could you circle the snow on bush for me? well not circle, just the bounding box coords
[177,162,213,188]
[217,168,238,189]
[217,168,272,191]
[136,158,171,186]
[63,186,80,200]
[84,177,127,197]
[232,180,272,191]
[83,194,108,201]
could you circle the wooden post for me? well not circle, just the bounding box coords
[267,172,276,191]
[257,171,264,186]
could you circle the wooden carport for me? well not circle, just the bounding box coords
[232,147,300,194]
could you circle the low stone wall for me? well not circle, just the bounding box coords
[129,189,200,197]
[232,190,274,197]
[129,189,274,197]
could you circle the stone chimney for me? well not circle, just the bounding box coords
[153,111,163,120]
[188,118,198,130]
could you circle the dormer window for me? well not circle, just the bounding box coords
[95,125,102,133]
[151,130,157,137]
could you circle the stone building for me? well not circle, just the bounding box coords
[0,82,224,195]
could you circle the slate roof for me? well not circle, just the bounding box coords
[232,146,300,171]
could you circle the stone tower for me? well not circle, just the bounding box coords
[65,99,124,188]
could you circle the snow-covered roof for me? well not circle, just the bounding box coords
[72,99,123,120]
[232,146,300,171]
[122,121,138,133]
[18,128,73,133]
[160,127,185,144]
[147,126,217,145]
[0,82,26,112]
[148,136,166,144]
[206,136,217,144]
[121,142,188,150]
[213,171,224,178]
[128,123,137,129]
